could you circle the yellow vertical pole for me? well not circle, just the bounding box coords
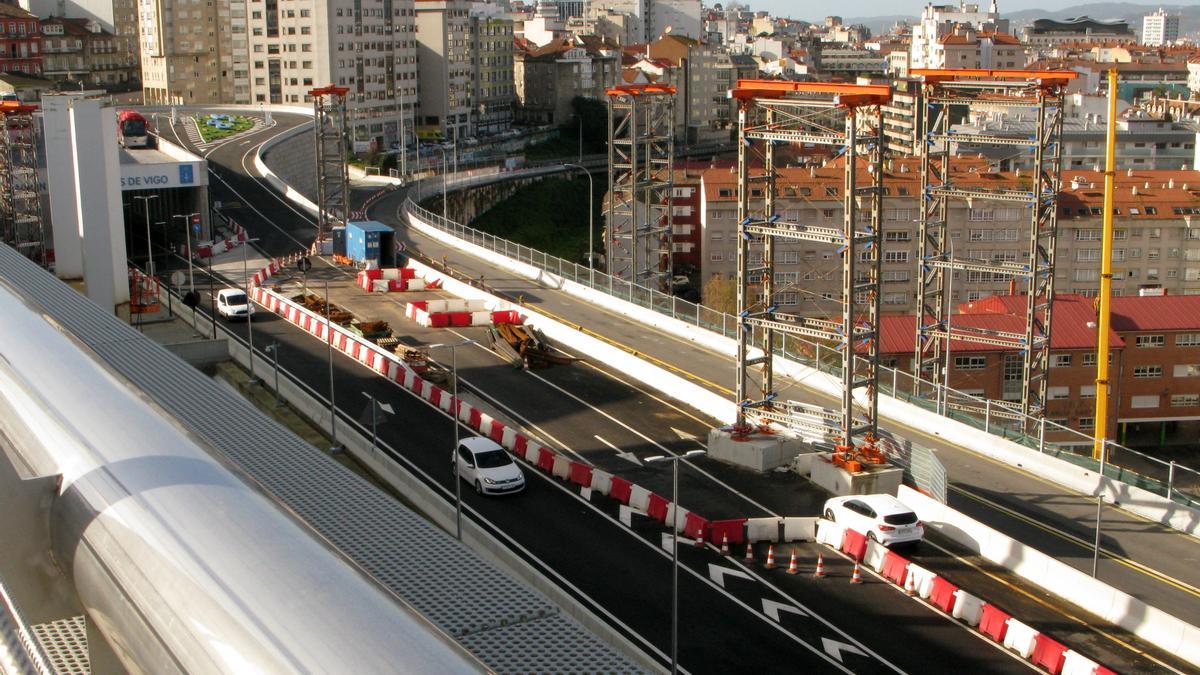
[1093,69,1118,461]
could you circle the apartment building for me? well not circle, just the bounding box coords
[140,0,237,103]
[1142,8,1179,47]
[469,10,515,135]
[415,0,472,142]
[241,0,418,148]
[41,17,138,86]
[695,159,1200,316]
[0,4,42,76]
[875,293,1200,440]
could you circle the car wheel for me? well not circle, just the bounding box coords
[474,481,483,495]
[824,509,835,521]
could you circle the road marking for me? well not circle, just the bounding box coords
[762,598,809,622]
[822,638,869,663]
[594,434,642,466]
[708,564,754,589]
[951,484,1200,599]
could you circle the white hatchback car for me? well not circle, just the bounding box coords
[823,494,924,546]
[216,288,255,320]
[453,437,526,496]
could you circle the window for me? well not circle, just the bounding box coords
[955,356,986,370]
[1130,395,1160,409]
[1078,417,1095,430]
[1133,365,1162,378]
[884,250,909,263]
[1173,364,1200,378]
[1135,334,1165,348]
[1177,333,1200,347]
[1171,394,1200,407]
[1051,354,1072,368]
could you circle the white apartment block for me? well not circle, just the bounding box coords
[242,0,418,149]
[415,0,473,142]
[141,0,240,103]
[1141,9,1179,47]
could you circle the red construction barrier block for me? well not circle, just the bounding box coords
[709,518,747,545]
[684,512,710,542]
[841,529,868,562]
[537,447,556,473]
[450,311,472,327]
[609,476,633,505]
[568,462,593,487]
[646,493,669,523]
[978,604,1010,643]
[881,551,909,586]
[929,577,959,613]
[1032,635,1067,674]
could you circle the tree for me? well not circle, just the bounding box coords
[702,274,737,315]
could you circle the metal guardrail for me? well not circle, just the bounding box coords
[400,169,1200,511]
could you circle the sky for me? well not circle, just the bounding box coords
[749,0,1179,23]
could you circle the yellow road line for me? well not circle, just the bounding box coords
[921,538,1186,674]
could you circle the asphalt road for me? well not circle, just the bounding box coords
[154,110,1190,673]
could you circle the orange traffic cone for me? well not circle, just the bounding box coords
[849,561,863,584]
[785,549,799,574]
[813,553,826,578]
[904,570,916,596]
[764,544,777,569]
[720,533,730,555]
[744,541,755,563]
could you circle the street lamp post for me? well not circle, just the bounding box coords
[133,194,159,276]
[241,237,262,384]
[563,163,593,285]
[265,341,281,407]
[644,449,707,675]
[429,339,476,540]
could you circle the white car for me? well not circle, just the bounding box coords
[823,494,924,546]
[216,288,255,320]
[453,437,526,495]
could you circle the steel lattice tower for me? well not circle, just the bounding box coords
[0,104,45,265]
[605,84,675,290]
[912,69,1076,421]
[732,80,890,461]
[310,86,351,241]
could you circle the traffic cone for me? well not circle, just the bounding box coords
[849,561,863,584]
[764,544,777,569]
[785,549,799,574]
[813,553,826,578]
[744,541,755,563]
[720,533,730,555]
[904,570,916,596]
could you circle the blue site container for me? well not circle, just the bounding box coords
[344,220,395,267]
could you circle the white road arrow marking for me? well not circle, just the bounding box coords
[822,638,868,663]
[595,435,642,466]
[708,564,754,588]
[762,598,808,623]
[670,427,700,442]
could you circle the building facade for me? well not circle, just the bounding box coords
[0,4,42,76]
[41,17,137,87]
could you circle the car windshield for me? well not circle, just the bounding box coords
[225,292,247,305]
[474,449,512,468]
[883,511,918,525]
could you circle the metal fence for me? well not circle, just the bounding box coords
[402,173,1200,511]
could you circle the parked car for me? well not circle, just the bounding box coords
[453,437,526,495]
[822,494,923,546]
[216,288,255,320]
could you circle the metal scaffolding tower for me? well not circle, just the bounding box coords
[731,80,890,462]
[0,103,45,264]
[606,84,674,290]
[310,85,351,242]
[912,69,1077,421]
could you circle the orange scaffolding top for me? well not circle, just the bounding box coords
[911,68,1079,87]
[605,83,677,97]
[730,79,891,107]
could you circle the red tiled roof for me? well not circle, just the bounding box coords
[1110,296,1200,332]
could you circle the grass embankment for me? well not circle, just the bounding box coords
[196,116,256,142]
[467,176,604,263]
